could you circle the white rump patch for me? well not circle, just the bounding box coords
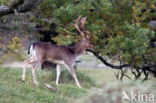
[29,44,38,61]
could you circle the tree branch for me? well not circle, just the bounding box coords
[87,50,130,69]
[88,50,156,79]
[143,65,156,77]
[0,0,43,17]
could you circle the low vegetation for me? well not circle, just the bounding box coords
[0,67,156,103]
[0,67,93,103]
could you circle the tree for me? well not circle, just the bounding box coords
[0,0,44,63]
[37,0,156,79]
[0,0,43,17]
[0,0,156,80]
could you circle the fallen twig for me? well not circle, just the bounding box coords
[44,83,57,92]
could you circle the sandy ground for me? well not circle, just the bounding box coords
[1,62,24,68]
[1,61,110,69]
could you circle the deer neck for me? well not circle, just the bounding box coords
[73,43,86,57]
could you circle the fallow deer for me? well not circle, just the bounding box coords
[22,16,93,88]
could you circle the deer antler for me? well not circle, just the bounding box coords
[74,16,90,39]
[79,17,87,30]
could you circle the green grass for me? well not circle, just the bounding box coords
[0,67,91,103]
[0,67,156,103]
[77,68,156,103]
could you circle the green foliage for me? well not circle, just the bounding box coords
[1,0,156,72]
[0,0,11,5]
[37,0,156,68]
[132,0,156,27]
[7,36,21,51]
[105,23,155,64]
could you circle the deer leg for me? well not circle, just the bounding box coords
[22,63,27,81]
[22,58,36,81]
[64,64,81,88]
[32,68,38,86]
[56,65,61,85]
[31,61,41,86]
[22,58,32,81]
[22,59,30,81]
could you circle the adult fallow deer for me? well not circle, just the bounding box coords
[22,16,93,88]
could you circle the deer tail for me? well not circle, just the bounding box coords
[27,43,33,55]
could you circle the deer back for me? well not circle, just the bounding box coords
[29,42,75,64]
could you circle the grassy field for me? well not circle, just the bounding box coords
[0,67,156,103]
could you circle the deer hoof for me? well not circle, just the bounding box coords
[22,77,25,82]
[34,81,39,86]
[21,80,25,82]
[77,84,82,88]
[78,86,82,88]
[56,82,59,86]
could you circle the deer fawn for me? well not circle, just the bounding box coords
[22,16,93,88]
